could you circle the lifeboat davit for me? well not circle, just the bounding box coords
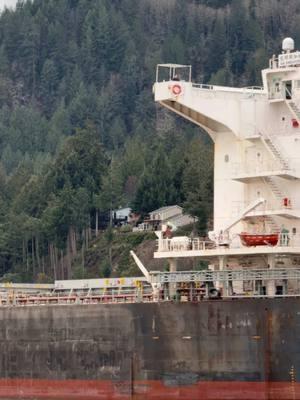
[239,233,279,247]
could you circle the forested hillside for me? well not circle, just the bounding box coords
[0,0,299,281]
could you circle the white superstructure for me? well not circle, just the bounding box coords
[153,40,300,296]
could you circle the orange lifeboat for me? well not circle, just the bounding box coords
[239,233,279,247]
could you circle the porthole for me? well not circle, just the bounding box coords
[224,154,229,163]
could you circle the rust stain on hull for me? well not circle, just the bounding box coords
[0,300,298,399]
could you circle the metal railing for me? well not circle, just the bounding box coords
[155,64,192,83]
[0,288,154,307]
[151,268,300,299]
[231,158,300,178]
[278,51,300,68]
[157,238,216,252]
[3,268,300,305]
[150,268,300,284]
[231,198,297,216]
[259,130,290,168]
[243,86,265,91]
[156,233,300,253]
[192,83,214,90]
[4,287,300,304]
[191,83,265,95]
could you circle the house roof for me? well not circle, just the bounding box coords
[112,207,131,213]
[150,205,182,214]
[168,214,196,226]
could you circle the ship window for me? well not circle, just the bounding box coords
[224,154,229,162]
[276,286,283,295]
[282,117,285,121]
[293,227,297,235]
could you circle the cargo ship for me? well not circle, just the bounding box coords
[2,38,300,399]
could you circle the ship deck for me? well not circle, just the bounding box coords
[154,237,300,259]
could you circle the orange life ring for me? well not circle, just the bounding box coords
[172,84,182,96]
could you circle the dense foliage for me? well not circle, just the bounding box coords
[0,0,298,280]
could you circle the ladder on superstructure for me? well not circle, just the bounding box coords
[259,130,290,170]
[256,131,291,232]
[287,100,300,123]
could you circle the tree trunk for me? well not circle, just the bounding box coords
[72,226,77,255]
[68,225,77,256]
[81,229,85,271]
[54,246,59,279]
[42,255,45,274]
[66,227,72,278]
[49,243,55,280]
[31,237,35,277]
[26,240,29,272]
[36,236,41,272]
[50,244,57,280]
[66,248,72,279]
[22,240,26,265]
[95,209,99,237]
[49,243,52,271]
[85,227,89,248]
[60,250,64,279]
[109,245,112,272]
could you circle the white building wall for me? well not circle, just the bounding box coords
[214,132,245,231]
[154,54,300,246]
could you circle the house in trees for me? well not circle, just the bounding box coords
[111,207,131,226]
[134,205,195,231]
[149,205,196,230]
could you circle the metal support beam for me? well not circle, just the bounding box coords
[168,259,178,298]
[267,255,276,296]
[130,251,151,282]
[150,268,300,285]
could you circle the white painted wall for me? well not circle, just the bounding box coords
[154,56,300,243]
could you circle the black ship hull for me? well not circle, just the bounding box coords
[0,299,299,399]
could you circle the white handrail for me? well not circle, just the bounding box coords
[157,233,300,252]
[232,158,300,177]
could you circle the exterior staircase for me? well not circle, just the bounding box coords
[287,100,300,123]
[261,176,291,212]
[259,131,290,170]
[263,176,284,199]
[264,216,280,233]
[262,175,293,212]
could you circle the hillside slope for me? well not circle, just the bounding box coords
[0,0,299,280]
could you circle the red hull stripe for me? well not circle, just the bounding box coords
[0,379,299,400]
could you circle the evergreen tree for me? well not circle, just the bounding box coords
[0,0,295,278]
[132,146,177,214]
[182,138,213,234]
